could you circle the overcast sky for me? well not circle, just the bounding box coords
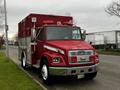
[0,0,120,39]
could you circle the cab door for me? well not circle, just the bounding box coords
[36,28,45,61]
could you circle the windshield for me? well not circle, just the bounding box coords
[46,26,81,40]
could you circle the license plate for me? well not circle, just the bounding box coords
[77,56,90,62]
[77,75,84,79]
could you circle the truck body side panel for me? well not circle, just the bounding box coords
[18,14,73,65]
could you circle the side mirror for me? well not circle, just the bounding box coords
[81,29,86,40]
[31,28,36,41]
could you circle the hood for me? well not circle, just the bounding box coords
[46,40,94,50]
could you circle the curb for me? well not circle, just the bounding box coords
[10,58,48,90]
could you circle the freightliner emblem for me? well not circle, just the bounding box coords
[80,56,86,60]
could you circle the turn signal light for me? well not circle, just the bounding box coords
[89,56,95,61]
[71,57,77,63]
[89,55,99,64]
[95,55,99,64]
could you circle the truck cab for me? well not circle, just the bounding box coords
[18,14,99,84]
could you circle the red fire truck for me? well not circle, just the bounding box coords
[18,13,99,84]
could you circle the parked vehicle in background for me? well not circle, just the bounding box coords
[18,13,99,84]
[86,30,120,49]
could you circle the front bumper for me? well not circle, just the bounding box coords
[49,64,98,76]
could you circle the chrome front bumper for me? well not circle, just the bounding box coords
[49,64,98,76]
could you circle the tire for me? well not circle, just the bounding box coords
[40,60,52,85]
[21,53,27,69]
[84,72,97,80]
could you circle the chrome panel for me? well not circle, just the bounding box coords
[49,64,98,76]
[68,50,94,64]
[68,50,94,56]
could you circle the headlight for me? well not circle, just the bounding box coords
[52,57,61,63]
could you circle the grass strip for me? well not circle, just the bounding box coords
[96,50,120,56]
[0,52,43,90]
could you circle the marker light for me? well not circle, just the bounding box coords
[71,56,77,63]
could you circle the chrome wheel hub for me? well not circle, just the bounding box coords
[23,57,26,67]
[41,65,48,80]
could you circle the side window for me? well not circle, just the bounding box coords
[38,29,44,41]
[72,28,80,39]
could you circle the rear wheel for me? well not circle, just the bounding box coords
[21,53,27,69]
[40,60,52,85]
[84,72,97,80]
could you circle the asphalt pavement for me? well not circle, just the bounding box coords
[8,46,120,90]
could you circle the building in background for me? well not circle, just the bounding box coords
[86,30,120,49]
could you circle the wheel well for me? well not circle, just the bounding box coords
[21,52,24,59]
[21,51,25,60]
[40,56,48,66]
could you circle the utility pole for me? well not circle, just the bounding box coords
[4,0,9,57]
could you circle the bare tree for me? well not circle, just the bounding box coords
[0,34,4,49]
[105,0,120,17]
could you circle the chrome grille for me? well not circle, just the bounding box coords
[69,50,94,56]
[68,50,94,64]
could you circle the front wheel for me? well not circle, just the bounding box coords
[40,61,52,85]
[84,72,97,80]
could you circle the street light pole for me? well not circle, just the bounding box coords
[4,0,9,57]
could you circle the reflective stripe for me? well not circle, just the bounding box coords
[44,45,65,54]
[44,45,58,52]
